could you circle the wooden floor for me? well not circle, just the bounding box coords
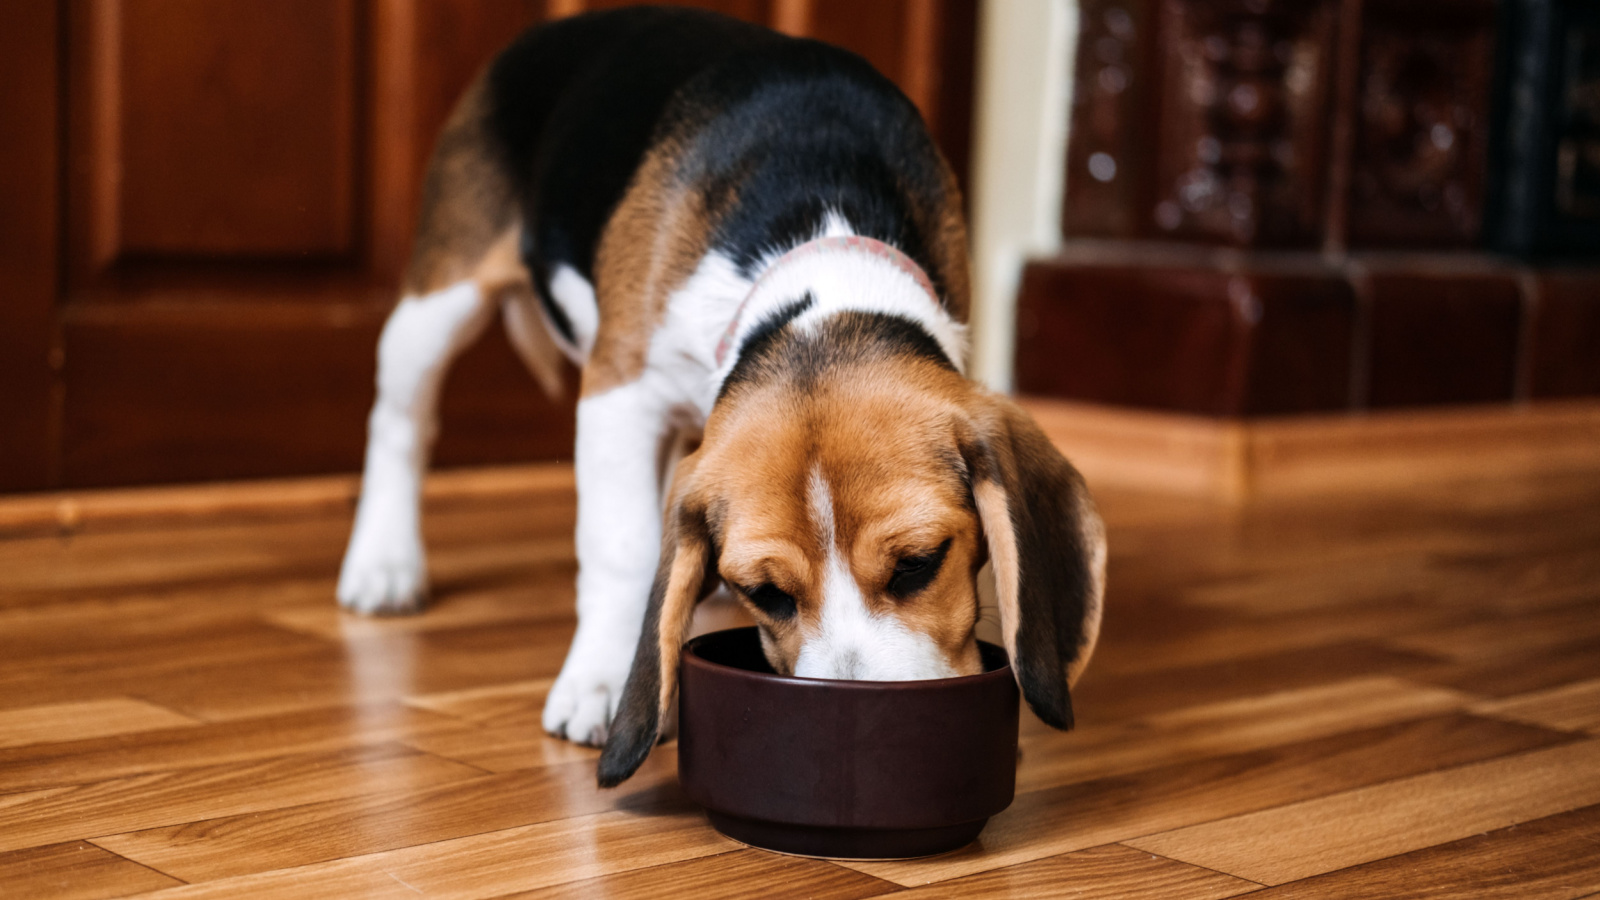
[3,462,1599,899]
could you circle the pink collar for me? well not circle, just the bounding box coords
[713,235,939,368]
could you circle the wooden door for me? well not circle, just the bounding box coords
[0,0,976,492]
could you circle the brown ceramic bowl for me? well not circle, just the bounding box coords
[677,627,1019,859]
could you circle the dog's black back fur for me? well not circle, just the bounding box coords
[483,7,960,317]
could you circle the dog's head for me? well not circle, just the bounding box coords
[596,315,1105,786]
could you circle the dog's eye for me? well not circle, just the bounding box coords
[888,539,951,598]
[744,583,797,620]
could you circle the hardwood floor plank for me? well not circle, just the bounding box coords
[3,460,1597,895]
[404,678,556,723]
[1126,738,1600,885]
[0,703,460,793]
[92,751,681,882]
[0,743,481,853]
[1474,678,1600,734]
[1070,642,1443,725]
[1385,603,1600,662]
[0,517,353,605]
[131,809,735,899]
[862,844,1258,900]
[840,714,1568,887]
[133,621,573,721]
[502,850,898,900]
[0,841,182,900]
[0,698,198,750]
[1241,803,1600,899]
[0,619,328,691]
[1411,637,1600,699]
[399,719,601,772]
[262,574,574,641]
[1016,676,1470,792]
[1088,599,1460,677]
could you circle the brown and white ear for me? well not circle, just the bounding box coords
[963,395,1106,731]
[597,460,714,787]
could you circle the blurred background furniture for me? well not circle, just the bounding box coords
[1018,0,1600,419]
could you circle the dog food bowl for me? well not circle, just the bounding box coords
[677,627,1019,859]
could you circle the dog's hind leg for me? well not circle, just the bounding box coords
[338,79,518,615]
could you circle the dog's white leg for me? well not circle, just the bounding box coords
[543,380,670,745]
[338,282,493,615]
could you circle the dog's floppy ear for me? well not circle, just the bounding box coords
[961,394,1106,731]
[597,456,714,787]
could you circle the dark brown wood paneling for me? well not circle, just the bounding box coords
[1346,0,1495,248]
[807,0,910,105]
[1241,272,1356,414]
[0,3,61,491]
[60,309,575,489]
[1017,263,1247,415]
[1014,258,1354,416]
[929,0,978,204]
[1062,0,1157,238]
[1528,272,1600,399]
[1148,0,1339,247]
[60,304,385,487]
[73,0,361,269]
[1365,272,1523,408]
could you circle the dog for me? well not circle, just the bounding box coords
[336,7,1105,787]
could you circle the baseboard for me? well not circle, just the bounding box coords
[1021,397,1600,503]
[5,400,1595,534]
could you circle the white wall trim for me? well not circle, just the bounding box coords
[968,0,1077,391]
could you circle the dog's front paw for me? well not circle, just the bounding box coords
[542,627,637,746]
[337,521,428,616]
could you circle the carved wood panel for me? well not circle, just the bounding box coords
[1062,0,1497,249]
[1062,0,1157,238]
[1149,0,1337,247]
[1346,0,1495,247]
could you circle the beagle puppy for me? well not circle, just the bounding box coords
[336,7,1105,787]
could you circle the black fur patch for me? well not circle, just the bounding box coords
[719,310,955,402]
[484,9,778,297]
[480,8,960,317]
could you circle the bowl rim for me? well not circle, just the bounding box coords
[681,627,1014,693]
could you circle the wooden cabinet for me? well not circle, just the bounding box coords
[0,0,977,492]
[1019,0,1600,418]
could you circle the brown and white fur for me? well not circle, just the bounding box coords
[336,7,1105,787]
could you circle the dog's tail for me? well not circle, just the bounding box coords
[402,74,567,399]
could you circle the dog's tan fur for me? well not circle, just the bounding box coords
[403,76,518,298]
[677,351,992,678]
[586,137,720,397]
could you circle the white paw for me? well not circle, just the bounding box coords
[542,624,638,746]
[337,522,428,616]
